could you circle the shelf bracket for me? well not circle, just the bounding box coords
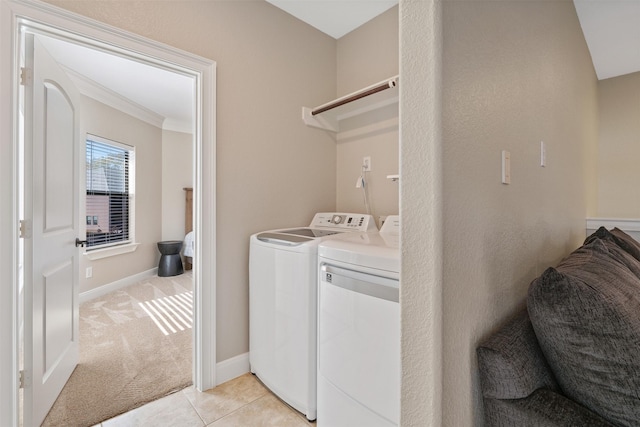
[301,107,338,132]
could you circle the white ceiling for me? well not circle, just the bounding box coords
[266,0,397,39]
[36,1,639,131]
[573,0,640,80]
[38,35,195,133]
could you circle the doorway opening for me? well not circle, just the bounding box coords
[4,3,217,425]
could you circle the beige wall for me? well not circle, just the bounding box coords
[336,7,399,223]
[47,0,338,362]
[80,96,163,293]
[399,0,443,424]
[597,71,640,217]
[438,1,598,425]
[0,0,614,424]
[161,129,192,241]
[337,6,399,95]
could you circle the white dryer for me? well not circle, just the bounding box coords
[317,215,400,426]
[249,212,376,421]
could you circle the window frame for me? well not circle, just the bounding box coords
[84,134,136,252]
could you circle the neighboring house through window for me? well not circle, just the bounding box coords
[85,135,135,249]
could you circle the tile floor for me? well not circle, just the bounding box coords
[97,373,311,426]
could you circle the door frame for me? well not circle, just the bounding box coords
[0,1,217,425]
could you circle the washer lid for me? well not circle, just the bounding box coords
[255,228,344,246]
[278,228,342,238]
[255,232,313,246]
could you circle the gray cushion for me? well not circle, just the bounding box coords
[484,389,615,427]
[611,227,640,262]
[584,227,640,278]
[477,309,558,399]
[528,239,640,426]
[585,226,640,263]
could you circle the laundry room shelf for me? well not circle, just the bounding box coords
[302,75,399,132]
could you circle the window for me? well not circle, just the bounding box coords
[85,135,134,249]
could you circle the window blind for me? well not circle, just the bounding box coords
[86,138,130,249]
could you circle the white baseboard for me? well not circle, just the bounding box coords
[79,268,158,303]
[215,352,250,386]
[586,217,640,232]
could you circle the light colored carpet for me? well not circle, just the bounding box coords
[42,273,193,427]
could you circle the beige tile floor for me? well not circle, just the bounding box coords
[97,373,311,426]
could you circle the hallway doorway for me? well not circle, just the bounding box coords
[1,2,217,424]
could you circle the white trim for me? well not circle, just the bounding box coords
[2,1,217,424]
[192,39,217,393]
[215,352,250,386]
[79,267,157,303]
[85,133,137,256]
[162,117,193,133]
[64,66,165,129]
[0,1,20,425]
[83,242,140,260]
[586,217,640,232]
[86,132,134,152]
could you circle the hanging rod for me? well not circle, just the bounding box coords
[311,76,398,116]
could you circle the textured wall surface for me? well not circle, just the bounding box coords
[400,0,443,425]
[597,71,640,217]
[441,0,598,424]
[46,0,338,362]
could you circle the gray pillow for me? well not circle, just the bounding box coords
[584,227,640,279]
[528,239,640,426]
[477,309,558,400]
[611,227,640,262]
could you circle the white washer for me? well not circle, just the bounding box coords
[249,212,376,421]
[317,215,400,427]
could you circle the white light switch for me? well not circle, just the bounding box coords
[540,141,546,167]
[501,150,511,184]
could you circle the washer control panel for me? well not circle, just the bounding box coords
[310,213,377,231]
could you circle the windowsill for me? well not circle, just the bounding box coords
[84,242,140,260]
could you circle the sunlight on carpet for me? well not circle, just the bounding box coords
[41,273,193,427]
[139,291,193,335]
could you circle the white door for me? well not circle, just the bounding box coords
[22,33,81,427]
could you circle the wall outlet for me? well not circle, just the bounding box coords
[86,267,93,278]
[363,156,372,171]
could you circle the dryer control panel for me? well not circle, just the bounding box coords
[310,213,377,231]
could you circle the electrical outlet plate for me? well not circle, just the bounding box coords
[363,156,371,171]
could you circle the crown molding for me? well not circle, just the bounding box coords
[163,117,193,134]
[62,65,165,129]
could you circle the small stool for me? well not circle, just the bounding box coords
[157,240,184,277]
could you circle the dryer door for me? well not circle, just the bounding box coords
[318,263,400,425]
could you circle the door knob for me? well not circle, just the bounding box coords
[75,238,87,248]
